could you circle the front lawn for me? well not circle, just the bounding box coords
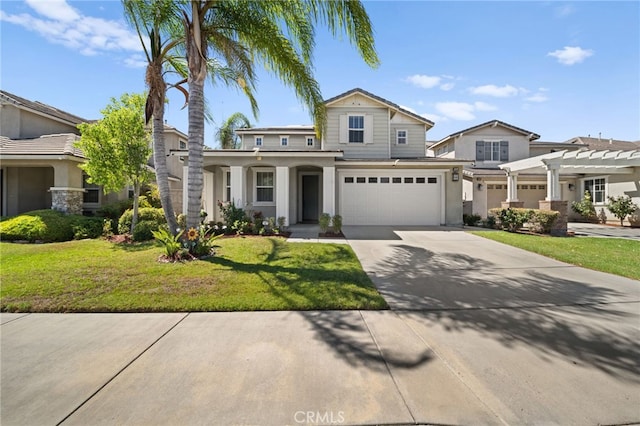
[470,231,640,280]
[0,238,388,312]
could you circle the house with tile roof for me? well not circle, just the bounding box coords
[0,90,187,217]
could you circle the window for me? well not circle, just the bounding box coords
[225,170,231,201]
[584,177,606,203]
[82,174,99,204]
[306,137,314,147]
[280,136,289,147]
[348,115,364,143]
[254,170,274,204]
[255,136,263,146]
[179,140,187,149]
[380,177,390,183]
[344,177,354,183]
[404,177,414,184]
[392,177,402,183]
[416,177,426,184]
[368,177,378,183]
[476,140,509,162]
[396,130,407,145]
[427,177,437,184]
[356,177,366,183]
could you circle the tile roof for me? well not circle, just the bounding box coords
[0,134,85,158]
[564,136,640,152]
[324,88,435,127]
[0,90,89,126]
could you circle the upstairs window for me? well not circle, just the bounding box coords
[476,140,509,162]
[255,136,263,146]
[306,137,314,147]
[179,140,187,149]
[280,136,289,147]
[396,130,407,145]
[348,115,364,143]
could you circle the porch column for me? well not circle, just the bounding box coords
[202,171,214,221]
[322,166,335,216]
[501,171,524,209]
[545,165,561,201]
[49,187,84,215]
[229,166,245,207]
[275,166,289,225]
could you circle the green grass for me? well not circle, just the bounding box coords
[470,231,640,280]
[0,238,388,312]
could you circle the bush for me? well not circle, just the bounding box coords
[319,213,331,233]
[463,213,482,227]
[118,207,166,234]
[0,209,102,242]
[607,195,639,226]
[489,207,559,234]
[571,191,597,222]
[96,199,133,234]
[152,228,184,260]
[218,201,246,228]
[332,214,343,234]
[132,220,160,241]
[529,210,559,234]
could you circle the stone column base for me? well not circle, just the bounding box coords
[539,200,568,236]
[50,187,85,215]
[501,201,525,209]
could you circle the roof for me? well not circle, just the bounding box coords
[564,136,640,152]
[500,148,640,174]
[236,125,315,134]
[0,134,85,158]
[431,119,541,149]
[0,90,89,126]
[324,88,435,127]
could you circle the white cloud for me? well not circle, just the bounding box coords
[440,82,455,91]
[399,104,418,114]
[547,46,594,65]
[435,102,476,121]
[525,93,549,103]
[474,101,497,112]
[0,0,142,57]
[124,54,148,69]
[421,113,444,123]
[470,84,519,98]
[554,4,575,18]
[406,74,441,89]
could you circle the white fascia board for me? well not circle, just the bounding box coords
[339,160,472,167]
[0,154,85,163]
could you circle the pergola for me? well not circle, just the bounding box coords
[499,149,640,203]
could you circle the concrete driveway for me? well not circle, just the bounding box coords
[1,227,638,425]
[344,225,640,425]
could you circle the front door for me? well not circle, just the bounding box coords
[302,174,319,222]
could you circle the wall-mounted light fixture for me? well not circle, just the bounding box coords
[452,167,460,181]
[568,183,575,191]
[477,183,483,191]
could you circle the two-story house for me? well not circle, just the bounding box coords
[178,88,471,226]
[0,90,187,216]
[429,119,640,226]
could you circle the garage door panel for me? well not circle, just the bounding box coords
[339,171,442,226]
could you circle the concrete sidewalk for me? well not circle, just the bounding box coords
[1,311,499,425]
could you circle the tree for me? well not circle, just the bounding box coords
[181,0,379,229]
[607,195,639,226]
[216,112,251,149]
[76,93,152,234]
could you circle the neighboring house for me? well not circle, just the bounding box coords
[177,88,471,226]
[0,90,187,216]
[428,119,640,226]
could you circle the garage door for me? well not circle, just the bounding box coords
[338,170,443,225]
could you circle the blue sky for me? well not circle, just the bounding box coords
[2,0,638,146]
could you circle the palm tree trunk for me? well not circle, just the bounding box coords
[131,180,141,235]
[152,99,179,234]
[186,77,205,230]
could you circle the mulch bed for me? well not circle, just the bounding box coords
[318,231,345,238]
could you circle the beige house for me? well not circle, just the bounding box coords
[177,88,471,226]
[428,119,640,226]
[0,90,187,216]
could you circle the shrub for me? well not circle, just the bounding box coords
[0,209,102,242]
[132,220,160,241]
[332,214,343,234]
[118,207,166,234]
[489,208,532,232]
[463,213,482,227]
[529,210,559,234]
[607,195,639,226]
[483,215,497,229]
[218,201,246,228]
[277,216,287,232]
[571,191,597,222]
[152,228,184,259]
[96,199,133,233]
[319,213,331,233]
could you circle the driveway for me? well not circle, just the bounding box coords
[344,225,640,425]
[569,221,640,240]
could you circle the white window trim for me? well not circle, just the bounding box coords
[396,129,408,145]
[306,136,314,147]
[581,176,608,205]
[254,135,264,147]
[348,114,365,143]
[280,135,289,147]
[253,167,276,206]
[481,140,504,162]
[221,167,231,202]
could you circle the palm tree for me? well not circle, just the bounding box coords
[181,0,379,229]
[216,112,251,149]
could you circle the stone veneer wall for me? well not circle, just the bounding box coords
[51,188,84,215]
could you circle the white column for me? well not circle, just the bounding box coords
[202,171,214,220]
[275,166,289,225]
[506,173,518,201]
[545,166,561,201]
[230,166,245,207]
[322,166,336,216]
[182,165,188,215]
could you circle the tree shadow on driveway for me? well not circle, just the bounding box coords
[366,244,640,382]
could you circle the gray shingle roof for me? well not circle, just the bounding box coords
[0,90,89,126]
[432,120,541,149]
[564,136,640,152]
[0,134,85,158]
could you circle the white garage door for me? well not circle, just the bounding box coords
[339,170,443,225]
